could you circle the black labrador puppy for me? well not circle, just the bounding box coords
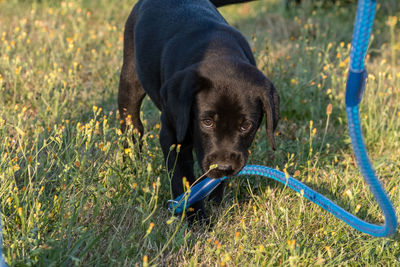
[118,0,279,221]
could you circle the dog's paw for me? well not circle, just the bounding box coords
[185,201,211,227]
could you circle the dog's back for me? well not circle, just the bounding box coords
[133,0,255,105]
[210,0,257,7]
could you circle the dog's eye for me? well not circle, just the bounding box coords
[240,120,253,132]
[202,119,214,128]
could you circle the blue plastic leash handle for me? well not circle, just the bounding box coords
[169,0,398,237]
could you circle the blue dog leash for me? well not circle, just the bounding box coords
[0,221,6,267]
[169,0,398,237]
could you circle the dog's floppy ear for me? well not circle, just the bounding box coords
[161,69,211,143]
[259,79,280,150]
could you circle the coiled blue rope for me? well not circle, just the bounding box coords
[169,0,398,237]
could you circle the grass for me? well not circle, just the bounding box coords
[0,0,399,265]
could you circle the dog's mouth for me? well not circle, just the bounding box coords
[202,150,247,179]
[205,163,244,179]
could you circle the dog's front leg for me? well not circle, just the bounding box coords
[160,115,208,225]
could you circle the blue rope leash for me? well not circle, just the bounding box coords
[169,0,398,237]
[0,221,6,267]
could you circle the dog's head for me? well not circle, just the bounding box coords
[161,64,279,178]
